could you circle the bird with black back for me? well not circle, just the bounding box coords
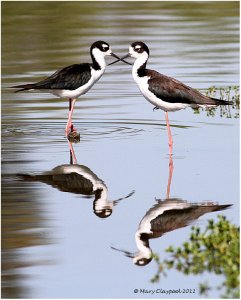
[12,41,121,138]
[111,41,233,154]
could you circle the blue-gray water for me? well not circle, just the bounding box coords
[2,1,239,299]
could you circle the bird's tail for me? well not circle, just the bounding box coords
[17,173,39,181]
[213,204,233,211]
[11,83,36,93]
[18,173,54,184]
[210,97,233,106]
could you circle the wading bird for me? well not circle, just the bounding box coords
[12,41,120,136]
[18,141,134,218]
[111,152,232,266]
[112,199,232,266]
[112,41,233,154]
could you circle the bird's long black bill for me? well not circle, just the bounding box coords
[110,52,121,60]
[108,53,132,66]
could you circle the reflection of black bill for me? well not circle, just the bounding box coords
[111,246,135,258]
[113,190,135,205]
[108,54,132,66]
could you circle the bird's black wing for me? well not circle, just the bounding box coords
[150,204,232,238]
[18,173,94,195]
[13,63,92,92]
[150,207,196,237]
[34,63,92,90]
[147,71,230,105]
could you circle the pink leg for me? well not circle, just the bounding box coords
[68,141,77,164]
[166,154,174,199]
[165,112,173,155]
[65,98,77,136]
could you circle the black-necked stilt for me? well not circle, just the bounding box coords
[111,148,232,265]
[118,41,233,154]
[12,41,120,136]
[112,199,232,266]
[18,141,134,218]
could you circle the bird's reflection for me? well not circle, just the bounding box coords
[19,141,134,218]
[112,155,232,266]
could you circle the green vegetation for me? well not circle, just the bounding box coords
[192,86,240,118]
[151,216,240,298]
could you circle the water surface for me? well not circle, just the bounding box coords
[1,1,239,299]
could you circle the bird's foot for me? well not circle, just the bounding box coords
[66,124,80,142]
[67,131,80,143]
[153,106,159,111]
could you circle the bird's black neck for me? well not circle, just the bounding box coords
[94,188,103,200]
[137,62,147,77]
[139,232,150,247]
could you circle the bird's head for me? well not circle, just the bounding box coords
[111,246,153,266]
[91,41,120,60]
[111,41,149,67]
[129,41,150,59]
[132,252,153,266]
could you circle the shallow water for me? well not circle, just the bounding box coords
[1,1,239,299]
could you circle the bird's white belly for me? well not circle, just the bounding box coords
[134,75,189,112]
[52,68,104,99]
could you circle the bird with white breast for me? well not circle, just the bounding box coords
[116,41,233,154]
[12,41,120,137]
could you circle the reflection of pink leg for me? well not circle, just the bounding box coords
[68,140,77,164]
[165,112,173,155]
[65,98,77,136]
[166,154,174,199]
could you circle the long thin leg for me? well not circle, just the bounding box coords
[68,140,77,164]
[65,98,77,136]
[165,112,173,155]
[166,154,174,199]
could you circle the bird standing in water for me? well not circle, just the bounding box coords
[12,41,120,137]
[117,41,233,154]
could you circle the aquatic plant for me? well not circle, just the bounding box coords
[151,215,240,298]
[192,86,240,118]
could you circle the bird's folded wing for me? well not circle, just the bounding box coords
[34,63,92,90]
[147,73,218,105]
